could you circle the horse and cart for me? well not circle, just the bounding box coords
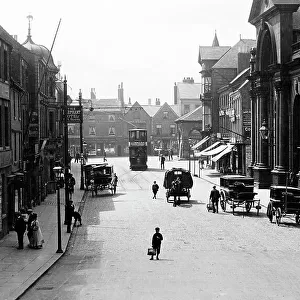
[218,175,261,215]
[163,168,193,206]
[83,163,117,196]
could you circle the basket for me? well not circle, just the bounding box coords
[147,247,156,255]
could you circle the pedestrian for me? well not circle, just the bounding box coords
[68,173,76,200]
[209,185,221,213]
[27,208,34,246]
[160,155,165,170]
[168,149,171,160]
[14,212,27,249]
[103,150,107,162]
[111,173,118,194]
[73,211,82,226]
[75,152,80,163]
[170,148,173,160]
[150,227,163,260]
[152,181,159,199]
[30,213,44,249]
[68,200,75,224]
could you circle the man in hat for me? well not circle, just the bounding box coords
[14,212,27,249]
[209,185,220,213]
[150,227,163,260]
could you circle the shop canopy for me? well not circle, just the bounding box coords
[194,141,222,157]
[191,136,210,150]
[211,144,234,162]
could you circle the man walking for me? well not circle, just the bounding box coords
[150,227,163,260]
[160,155,165,170]
[152,181,159,199]
[209,185,220,213]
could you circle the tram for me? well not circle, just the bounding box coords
[129,128,148,170]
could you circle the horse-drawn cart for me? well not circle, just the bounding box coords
[163,168,193,206]
[267,186,300,225]
[83,163,114,196]
[219,175,261,215]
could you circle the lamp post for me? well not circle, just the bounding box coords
[53,166,63,253]
[79,90,85,190]
[188,138,192,172]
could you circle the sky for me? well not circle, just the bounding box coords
[2,0,256,104]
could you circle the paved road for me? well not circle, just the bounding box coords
[20,157,300,300]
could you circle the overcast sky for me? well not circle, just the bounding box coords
[2,0,256,104]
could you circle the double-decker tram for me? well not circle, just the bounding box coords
[129,129,148,170]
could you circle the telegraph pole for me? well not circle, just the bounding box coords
[64,77,71,233]
[79,90,85,190]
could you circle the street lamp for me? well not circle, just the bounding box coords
[259,119,269,140]
[79,90,85,190]
[53,166,63,254]
[188,138,192,172]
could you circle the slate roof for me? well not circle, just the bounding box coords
[141,105,161,117]
[175,106,202,122]
[212,39,256,69]
[229,67,250,84]
[177,82,201,100]
[198,46,230,63]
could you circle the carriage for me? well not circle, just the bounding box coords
[219,175,261,215]
[83,163,114,196]
[267,186,300,225]
[163,168,193,205]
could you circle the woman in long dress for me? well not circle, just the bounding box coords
[30,213,44,249]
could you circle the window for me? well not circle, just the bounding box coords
[3,44,8,81]
[204,76,211,93]
[184,105,190,115]
[170,124,176,136]
[4,103,9,147]
[163,111,168,119]
[49,111,54,135]
[109,127,116,136]
[156,124,162,136]
[89,126,96,135]
[68,125,75,135]
[109,114,115,121]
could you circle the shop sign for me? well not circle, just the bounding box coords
[67,106,81,123]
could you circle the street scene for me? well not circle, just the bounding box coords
[1,0,300,299]
[7,156,300,300]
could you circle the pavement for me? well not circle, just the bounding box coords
[0,158,270,300]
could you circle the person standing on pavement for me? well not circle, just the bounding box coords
[209,185,220,213]
[160,155,165,170]
[27,208,34,246]
[152,181,159,199]
[14,212,27,249]
[111,173,118,195]
[68,173,76,200]
[150,227,163,260]
[30,213,44,249]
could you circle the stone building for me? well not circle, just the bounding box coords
[248,0,300,187]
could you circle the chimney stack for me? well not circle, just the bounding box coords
[148,98,151,105]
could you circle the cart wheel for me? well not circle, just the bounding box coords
[296,214,300,225]
[275,207,282,226]
[245,201,252,213]
[220,190,227,212]
[267,202,273,222]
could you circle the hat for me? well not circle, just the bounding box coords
[155,227,160,231]
[27,209,33,213]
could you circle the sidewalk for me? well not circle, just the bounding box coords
[0,162,85,300]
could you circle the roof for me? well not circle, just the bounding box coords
[155,102,179,118]
[175,106,202,122]
[249,0,300,24]
[141,105,161,117]
[177,82,201,100]
[229,68,250,84]
[82,98,121,110]
[212,39,256,69]
[170,105,180,116]
[198,46,230,63]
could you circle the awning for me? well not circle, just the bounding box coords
[194,141,220,157]
[191,136,210,150]
[212,144,234,162]
[201,144,227,156]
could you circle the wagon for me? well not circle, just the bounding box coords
[163,168,193,205]
[83,163,114,196]
[219,175,261,215]
[267,186,300,225]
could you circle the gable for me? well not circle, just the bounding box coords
[154,103,179,120]
[249,0,300,24]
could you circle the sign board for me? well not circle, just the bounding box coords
[129,141,147,147]
[67,106,82,123]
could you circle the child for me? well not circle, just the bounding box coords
[73,211,82,226]
[152,181,159,199]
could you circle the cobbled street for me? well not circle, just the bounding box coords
[20,157,300,300]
